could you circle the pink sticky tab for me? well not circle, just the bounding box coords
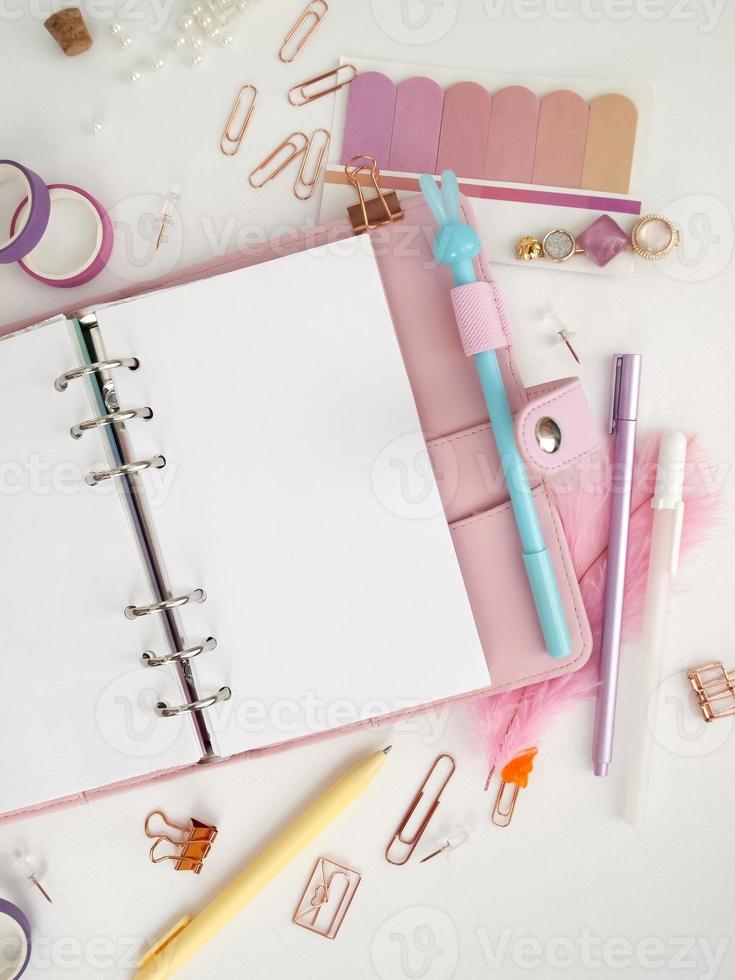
[388,77,444,175]
[436,82,492,179]
[484,86,540,183]
[532,90,589,188]
[340,71,397,171]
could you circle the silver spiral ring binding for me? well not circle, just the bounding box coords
[86,455,166,487]
[71,407,153,440]
[142,637,217,667]
[156,686,232,717]
[54,357,139,392]
[125,588,206,620]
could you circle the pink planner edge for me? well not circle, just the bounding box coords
[0,194,596,823]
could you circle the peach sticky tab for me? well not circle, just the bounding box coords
[484,86,540,183]
[532,90,589,188]
[389,77,444,175]
[340,71,397,171]
[437,82,492,179]
[581,94,638,194]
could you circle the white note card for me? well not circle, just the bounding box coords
[101,238,491,757]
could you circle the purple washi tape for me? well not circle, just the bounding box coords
[0,161,51,265]
[11,183,114,288]
[0,898,31,978]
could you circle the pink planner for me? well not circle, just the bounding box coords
[0,194,596,823]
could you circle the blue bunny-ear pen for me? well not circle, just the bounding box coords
[420,171,572,660]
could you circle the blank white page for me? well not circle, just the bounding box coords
[0,320,202,815]
[101,238,490,757]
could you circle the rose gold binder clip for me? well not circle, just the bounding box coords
[220,84,257,157]
[288,64,357,106]
[385,754,456,865]
[687,661,735,722]
[491,748,538,828]
[279,0,328,63]
[144,810,218,874]
[248,132,309,189]
[294,129,330,201]
[292,857,361,939]
[345,155,404,235]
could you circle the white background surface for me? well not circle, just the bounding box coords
[1,2,734,979]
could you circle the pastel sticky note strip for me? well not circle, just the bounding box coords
[436,82,493,179]
[484,86,540,183]
[340,72,397,171]
[532,90,589,188]
[388,77,444,175]
[581,94,638,194]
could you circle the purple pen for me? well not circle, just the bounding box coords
[593,354,642,777]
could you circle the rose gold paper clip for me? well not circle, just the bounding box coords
[279,0,328,63]
[687,661,735,722]
[248,132,309,189]
[288,64,357,106]
[220,84,257,157]
[385,754,456,866]
[144,810,218,874]
[294,129,330,200]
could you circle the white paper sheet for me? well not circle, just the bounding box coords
[101,238,491,757]
[0,319,201,815]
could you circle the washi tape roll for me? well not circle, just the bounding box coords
[0,899,31,979]
[0,161,51,265]
[10,183,113,288]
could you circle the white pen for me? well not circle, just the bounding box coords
[623,431,686,825]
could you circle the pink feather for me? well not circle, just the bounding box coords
[469,434,722,778]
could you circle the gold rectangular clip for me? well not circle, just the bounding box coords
[687,661,735,722]
[345,155,404,235]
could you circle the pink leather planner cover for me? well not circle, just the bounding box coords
[0,194,596,823]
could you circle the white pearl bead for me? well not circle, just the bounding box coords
[189,35,203,48]
[190,1,203,12]
[236,0,248,11]
[171,33,186,48]
[118,34,133,47]
[108,22,122,34]
[128,69,142,82]
[220,32,234,45]
[190,53,204,65]
[151,57,165,70]
[207,25,220,38]
[179,14,194,28]
[89,119,103,135]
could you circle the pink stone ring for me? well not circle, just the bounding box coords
[516,214,680,267]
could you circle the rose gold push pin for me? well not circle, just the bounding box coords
[13,851,53,904]
[558,329,581,365]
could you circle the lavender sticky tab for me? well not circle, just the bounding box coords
[340,71,397,171]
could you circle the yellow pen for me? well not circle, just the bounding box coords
[136,745,392,979]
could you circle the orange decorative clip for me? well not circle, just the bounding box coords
[385,754,456,865]
[144,810,218,874]
[345,155,404,234]
[492,748,538,828]
[279,0,328,63]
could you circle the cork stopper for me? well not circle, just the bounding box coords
[44,7,93,56]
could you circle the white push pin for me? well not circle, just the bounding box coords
[13,851,52,904]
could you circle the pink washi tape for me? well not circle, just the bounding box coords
[0,160,51,265]
[10,183,113,288]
